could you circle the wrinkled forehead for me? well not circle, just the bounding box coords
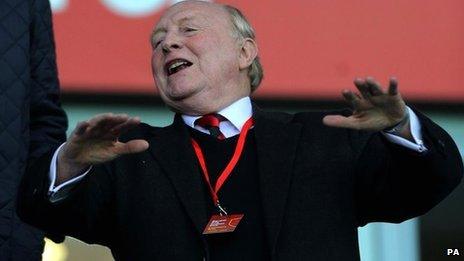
[154,1,227,30]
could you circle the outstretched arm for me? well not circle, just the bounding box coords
[18,113,150,244]
[322,77,463,224]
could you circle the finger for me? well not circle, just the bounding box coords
[105,117,141,139]
[93,114,128,129]
[74,121,90,136]
[388,77,399,95]
[342,90,361,109]
[86,114,130,138]
[87,113,115,127]
[365,77,384,96]
[323,115,359,130]
[114,139,149,155]
[87,113,129,131]
[100,114,132,134]
[98,114,126,131]
[353,78,370,99]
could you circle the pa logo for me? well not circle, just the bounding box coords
[446,248,460,256]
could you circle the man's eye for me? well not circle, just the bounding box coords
[153,40,162,48]
[184,27,197,32]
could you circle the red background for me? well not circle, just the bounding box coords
[53,0,464,101]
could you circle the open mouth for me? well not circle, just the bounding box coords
[165,59,193,76]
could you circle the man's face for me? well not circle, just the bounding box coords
[151,1,244,114]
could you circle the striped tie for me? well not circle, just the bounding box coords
[194,114,226,140]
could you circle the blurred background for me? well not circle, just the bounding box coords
[44,0,463,260]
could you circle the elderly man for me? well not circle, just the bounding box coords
[17,1,462,260]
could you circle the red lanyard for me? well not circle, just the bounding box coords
[191,117,254,212]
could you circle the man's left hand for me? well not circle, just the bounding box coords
[323,77,412,140]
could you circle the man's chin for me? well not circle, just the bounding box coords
[162,92,202,114]
[166,90,195,102]
[164,83,199,99]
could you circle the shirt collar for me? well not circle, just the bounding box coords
[181,96,252,131]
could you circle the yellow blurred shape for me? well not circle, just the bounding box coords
[43,238,69,261]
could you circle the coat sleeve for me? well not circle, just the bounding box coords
[18,0,68,243]
[28,0,68,160]
[17,150,116,246]
[353,110,463,226]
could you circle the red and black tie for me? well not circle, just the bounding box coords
[194,114,226,140]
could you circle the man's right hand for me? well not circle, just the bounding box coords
[56,113,150,185]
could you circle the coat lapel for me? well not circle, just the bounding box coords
[147,114,208,235]
[253,106,302,254]
[145,107,302,252]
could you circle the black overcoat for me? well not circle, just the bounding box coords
[18,107,462,260]
[0,0,67,259]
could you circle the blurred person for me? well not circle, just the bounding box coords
[17,1,462,260]
[0,0,67,260]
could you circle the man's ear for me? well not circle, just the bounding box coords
[239,38,258,70]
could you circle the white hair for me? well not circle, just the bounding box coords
[223,5,264,92]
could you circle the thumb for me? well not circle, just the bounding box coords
[114,140,149,155]
[323,115,358,129]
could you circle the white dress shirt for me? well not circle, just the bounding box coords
[48,97,426,195]
[182,96,253,138]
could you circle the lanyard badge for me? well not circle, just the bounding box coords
[191,117,253,234]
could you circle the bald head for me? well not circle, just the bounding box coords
[170,0,224,12]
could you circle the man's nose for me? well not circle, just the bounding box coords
[162,35,182,54]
